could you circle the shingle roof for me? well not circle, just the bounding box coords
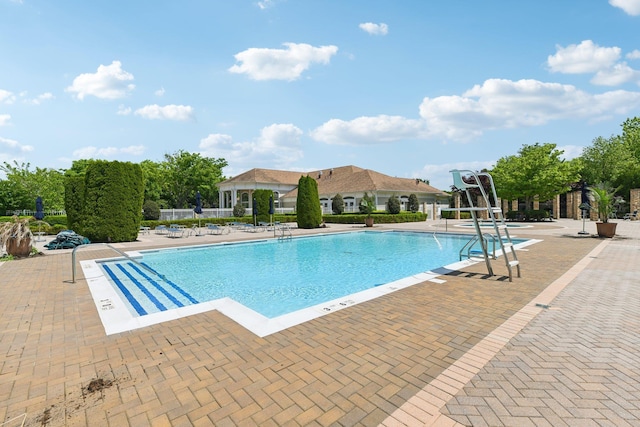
[221,165,447,197]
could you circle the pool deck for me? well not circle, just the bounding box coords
[1,218,639,426]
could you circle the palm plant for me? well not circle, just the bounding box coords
[0,215,34,258]
[588,183,619,223]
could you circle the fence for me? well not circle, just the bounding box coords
[5,209,67,217]
[159,208,295,221]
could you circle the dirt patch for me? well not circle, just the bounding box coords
[84,378,113,394]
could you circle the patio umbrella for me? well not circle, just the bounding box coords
[253,197,258,226]
[269,195,275,236]
[194,191,203,229]
[35,197,45,220]
[579,182,590,235]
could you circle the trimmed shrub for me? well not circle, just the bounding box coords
[64,175,84,231]
[332,193,344,215]
[387,195,401,214]
[142,200,161,220]
[252,189,273,224]
[408,194,420,213]
[296,175,322,229]
[232,204,246,217]
[71,161,144,243]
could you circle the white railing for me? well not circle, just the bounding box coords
[159,208,295,221]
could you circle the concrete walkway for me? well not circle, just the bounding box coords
[1,218,638,426]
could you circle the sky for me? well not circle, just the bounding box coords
[1,0,640,191]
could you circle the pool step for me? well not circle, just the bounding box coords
[101,261,199,316]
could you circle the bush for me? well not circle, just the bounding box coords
[408,194,420,213]
[332,193,344,215]
[68,160,144,243]
[387,195,401,214]
[296,175,323,229]
[232,204,246,217]
[252,189,273,223]
[142,200,161,220]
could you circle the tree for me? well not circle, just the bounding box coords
[0,161,65,212]
[331,193,344,215]
[359,192,375,216]
[407,193,420,213]
[490,143,579,210]
[161,150,227,209]
[140,160,167,208]
[252,189,273,224]
[70,161,144,243]
[387,194,401,214]
[296,175,322,229]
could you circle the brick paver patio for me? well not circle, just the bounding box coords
[1,219,638,426]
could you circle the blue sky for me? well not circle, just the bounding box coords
[1,0,640,191]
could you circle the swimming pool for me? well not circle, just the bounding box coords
[82,230,536,336]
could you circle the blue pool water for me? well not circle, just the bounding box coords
[99,231,524,319]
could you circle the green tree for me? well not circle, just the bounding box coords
[490,143,579,210]
[140,160,167,207]
[331,193,344,214]
[408,193,420,213]
[387,194,401,214]
[296,175,322,229]
[71,161,144,243]
[0,161,65,212]
[359,192,375,216]
[579,135,630,188]
[252,189,273,224]
[161,150,227,209]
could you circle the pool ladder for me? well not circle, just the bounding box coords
[450,169,521,282]
[277,224,292,241]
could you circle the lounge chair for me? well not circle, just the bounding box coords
[167,226,185,238]
[206,223,229,235]
[623,210,638,220]
[154,225,168,234]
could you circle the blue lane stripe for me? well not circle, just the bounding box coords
[102,264,148,316]
[115,264,167,312]
[127,262,185,308]
[140,262,199,304]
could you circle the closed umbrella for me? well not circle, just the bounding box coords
[253,197,258,226]
[35,197,44,220]
[194,191,203,232]
[269,195,275,236]
[35,197,45,241]
[579,182,590,235]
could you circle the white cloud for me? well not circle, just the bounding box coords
[257,0,275,9]
[591,62,640,86]
[310,78,640,145]
[117,105,132,115]
[0,114,11,126]
[24,92,54,105]
[134,104,195,121]
[228,42,339,81]
[547,40,621,74]
[0,136,33,152]
[627,50,640,60]
[556,144,585,160]
[359,22,389,36]
[155,87,165,97]
[0,89,16,104]
[309,115,428,145]
[609,0,640,15]
[72,145,145,159]
[199,123,303,169]
[66,60,135,100]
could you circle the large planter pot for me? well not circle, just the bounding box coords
[5,236,32,257]
[596,222,617,238]
[365,217,374,227]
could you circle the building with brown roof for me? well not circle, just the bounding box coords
[218,165,450,216]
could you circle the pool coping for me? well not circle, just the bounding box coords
[81,230,541,337]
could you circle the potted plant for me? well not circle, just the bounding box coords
[589,183,619,238]
[359,192,376,227]
[0,215,34,258]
